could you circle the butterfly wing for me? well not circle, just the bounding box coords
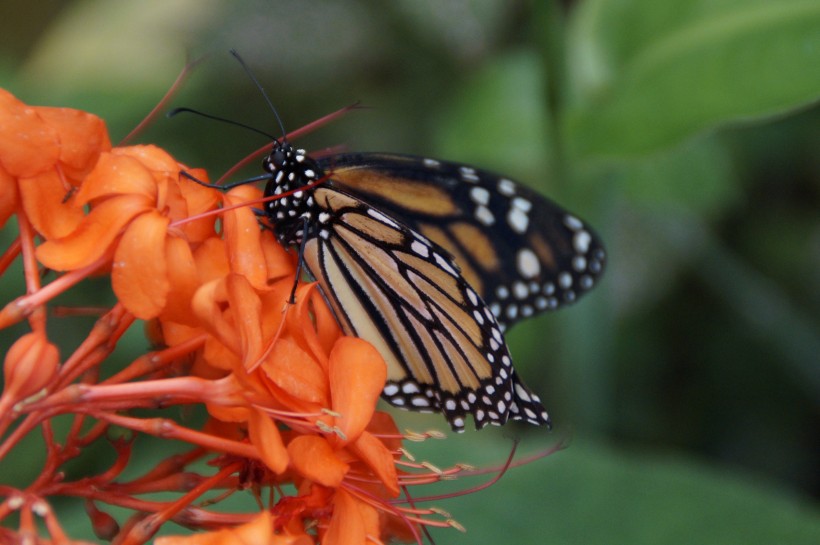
[302,186,550,432]
[318,153,606,331]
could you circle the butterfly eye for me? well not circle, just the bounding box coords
[271,147,287,168]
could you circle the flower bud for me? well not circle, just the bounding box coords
[3,332,59,401]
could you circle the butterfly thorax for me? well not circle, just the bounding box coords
[262,141,325,245]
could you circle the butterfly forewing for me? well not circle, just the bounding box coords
[318,153,606,331]
[300,186,550,431]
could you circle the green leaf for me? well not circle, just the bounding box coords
[564,0,820,157]
[434,50,552,186]
[403,434,820,545]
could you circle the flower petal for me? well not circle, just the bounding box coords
[287,435,348,488]
[111,210,170,319]
[248,408,289,474]
[160,235,200,325]
[226,273,264,369]
[329,338,387,446]
[0,89,59,177]
[261,336,329,406]
[36,106,110,180]
[223,186,269,290]
[0,167,19,228]
[18,170,85,239]
[35,194,154,270]
[349,431,400,498]
[323,489,366,545]
[74,152,157,206]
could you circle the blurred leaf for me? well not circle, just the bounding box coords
[415,436,820,545]
[616,134,738,215]
[564,0,820,157]
[19,0,221,95]
[433,50,552,185]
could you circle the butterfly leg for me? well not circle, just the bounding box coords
[288,215,311,305]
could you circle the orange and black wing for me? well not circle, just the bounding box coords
[301,186,550,432]
[319,153,606,332]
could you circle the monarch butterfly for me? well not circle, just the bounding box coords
[257,147,605,432]
[177,54,606,432]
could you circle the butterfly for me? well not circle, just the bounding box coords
[252,143,605,432]
[175,52,605,432]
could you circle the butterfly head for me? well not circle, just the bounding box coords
[262,141,324,243]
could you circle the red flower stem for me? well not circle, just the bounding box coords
[15,211,45,332]
[91,411,258,459]
[119,448,206,488]
[102,334,207,385]
[215,101,362,184]
[55,303,131,388]
[40,501,70,543]
[0,252,112,329]
[119,462,242,545]
[120,54,205,145]
[0,237,21,276]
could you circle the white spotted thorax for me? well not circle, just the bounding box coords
[263,140,323,246]
[260,143,604,432]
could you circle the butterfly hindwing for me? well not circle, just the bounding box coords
[300,186,550,431]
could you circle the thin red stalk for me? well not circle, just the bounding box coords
[102,334,207,385]
[0,237,21,276]
[119,55,206,145]
[55,303,131,387]
[215,101,362,184]
[120,462,242,545]
[91,412,258,460]
[15,211,46,333]
[0,252,112,329]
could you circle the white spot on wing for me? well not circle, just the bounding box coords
[470,186,490,205]
[507,208,529,233]
[516,248,540,279]
[475,206,495,226]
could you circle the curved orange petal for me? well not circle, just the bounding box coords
[193,237,230,284]
[323,489,366,545]
[287,435,348,488]
[18,170,85,239]
[74,152,157,206]
[36,106,110,181]
[225,273,264,369]
[0,168,19,228]
[191,279,241,357]
[248,408,289,474]
[160,236,200,325]
[114,144,178,173]
[35,194,154,270]
[261,336,329,406]
[329,338,387,446]
[169,168,220,242]
[348,431,399,498]
[0,89,59,178]
[287,283,331,371]
[223,185,269,290]
[310,284,342,356]
[111,210,170,319]
[260,228,296,280]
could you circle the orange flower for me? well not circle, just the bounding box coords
[0,89,502,545]
[155,512,312,545]
[0,88,110,234]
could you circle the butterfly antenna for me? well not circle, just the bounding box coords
[229,49,288,141]
[167,107,277,141]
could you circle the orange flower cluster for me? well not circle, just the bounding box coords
[0,89,473,544]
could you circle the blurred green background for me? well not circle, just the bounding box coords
[1,0,818,543]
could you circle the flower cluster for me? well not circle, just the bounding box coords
[0,89,483,544]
